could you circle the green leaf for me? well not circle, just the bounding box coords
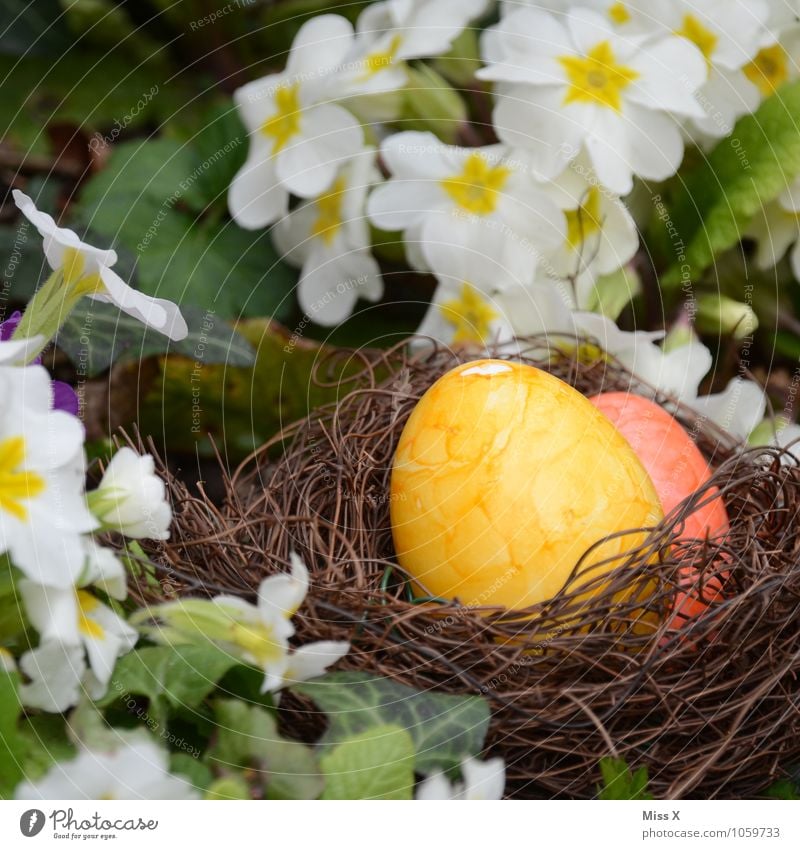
[597,757,653,800]
[0,668,25,798]
[294,671,491,774]
[320,724,415,800]
[763,779,800,800]
[74,139,297,321]
[98,645,239,717]
[661,81,800,286]
[171,752,214,793]
[210,700,322,800]
[56,301,256,376]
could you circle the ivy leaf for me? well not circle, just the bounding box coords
[97,645,239,718]
[56,301,256,376]
[0,668,25,798]
[294,671,490,774]
[661,81,800,286]
[597,756,653,800]
[210,700,322,800]
[320,724,415,800]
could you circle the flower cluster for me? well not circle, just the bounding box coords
[228,0,800,447]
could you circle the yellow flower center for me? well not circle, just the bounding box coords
[310,177,346,245]
[361,34,403,79]
[440,153,510,216]
[230,621,284,666]
[608,2,631,24]
[565,186,603,248]
[439,283,499,345]
[77,590,106,640]
[0,436,45,521]
[675,14,718,64]
[261,83,302,154]
[559,41,639,112]
[744,43,789,96]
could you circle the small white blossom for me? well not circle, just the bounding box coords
[273,148,382,325]
[747,173,800,281]
[368,131,565,284]
[478,7,707,193]
[13,191,187,341]
[417,757,506,800]
[0,365,97,588]
[15,737,199,800]
[228,15,364,228]
[88,447,172,540]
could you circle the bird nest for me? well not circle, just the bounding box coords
[136,339,800,799]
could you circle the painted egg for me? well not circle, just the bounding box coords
[588,392,730,622]
[390,360,664,611]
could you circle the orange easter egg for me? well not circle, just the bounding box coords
[589,392,729,623]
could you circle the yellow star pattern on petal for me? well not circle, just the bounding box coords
[360,34,403,79]
[310,177,347,245]
[440,153,511,216]
[675,14,718,65]
[608,3,631,25]
[744,43,789,96]
[261,83,302,154]
[559,41,640,112]
[77,590,106,640]
[0,436,45,521]
[439,283,499,344]
[565,186,603,248]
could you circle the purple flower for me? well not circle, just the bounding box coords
[0,311,79,416]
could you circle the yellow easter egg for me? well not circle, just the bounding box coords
[390,360,664,611]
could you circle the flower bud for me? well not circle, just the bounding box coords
[401,65,467,144]
[695,294,758,339]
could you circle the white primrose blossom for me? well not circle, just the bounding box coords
[273,148,383,325]
[87,447,172,540]
[228,15,364,228]
[13,191,187,342]
[19,543,136,705]
[0,365,97,588]
[539,154,639,299]
[15,737,199,800]
[747,173,800,281]
[137,553,349,694]
[416,756,506,800]
[633,0,771,141]
[500,0,663,36]
[478,7,708,194]
[337,0,490,97]
[367,131,565,284]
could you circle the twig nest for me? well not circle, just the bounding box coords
[145,340,800,800]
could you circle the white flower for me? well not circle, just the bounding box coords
[689,378,767,441]
[367,131,565,284]
[88,447,172,540]
[20,567,137,692]
[15,737,199,800]
[478,7,707,193]
[18,641,102,713]
[417,756,506,800]
[139,554,349,694]
[501,0,662,35]
[338,0,490,97]
[273,149,382,325]
[228,15,364,228]
[747,174,800,280]
[0,336,45,366]
[742,18,800,100]
[539,154,639,298]
[0,365,97,588]
[13,191,187,341]
[636,0,769,140]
